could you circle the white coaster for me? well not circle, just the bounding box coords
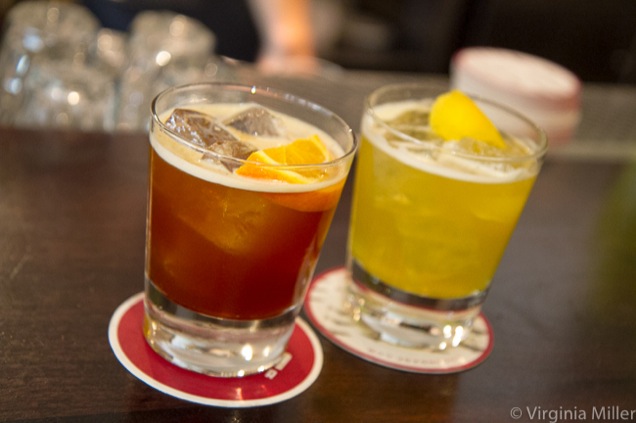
[304,268,493,374]
[109,292,323,407]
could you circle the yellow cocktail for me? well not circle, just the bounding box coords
[346,84,547,349]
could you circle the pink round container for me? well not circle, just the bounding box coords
[451,47,582,146]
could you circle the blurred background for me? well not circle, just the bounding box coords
[0,0,634,135]
[322,0,636,84]
[1,0,634,82]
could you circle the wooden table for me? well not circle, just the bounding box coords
[1,71,636,422]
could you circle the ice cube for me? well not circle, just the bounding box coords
[437,138,532,179]
[384,109,439,142]
[451,138,508,157]
[165,108,257,170]
[387,126,440,143]
[388,109,430,127]
[201,141,258,171]
[165,108,238,148]
[224,106,284,137]
[388,138,438,153]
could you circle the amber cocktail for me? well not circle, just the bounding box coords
[144,83,356,377]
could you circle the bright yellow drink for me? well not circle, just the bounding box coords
[346,84,546,350]
[350,133,537,299]
[349,90,546,302]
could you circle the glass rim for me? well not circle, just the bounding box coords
[151,82,358,170]
[365,82,548,163]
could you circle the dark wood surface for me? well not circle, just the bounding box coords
[1,71,636,422]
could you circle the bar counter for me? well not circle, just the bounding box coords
[1,71,636,422]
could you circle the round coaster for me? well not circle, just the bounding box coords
[304,268,494,374]
[108,292,323,407]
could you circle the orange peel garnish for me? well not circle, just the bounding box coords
[235,135,342,211]
[235,135,332,183]
[430,90,506,149]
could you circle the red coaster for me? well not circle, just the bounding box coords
[108,292,323,407]
[304,268,494,374]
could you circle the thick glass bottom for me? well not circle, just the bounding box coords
[346,259,488,350]
[144,279,297,377]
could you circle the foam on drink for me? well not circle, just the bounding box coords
[151,103,346,194]
[364,100,542,184]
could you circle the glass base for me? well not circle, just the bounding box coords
[346,260,488,350]
[143,279,297,377]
